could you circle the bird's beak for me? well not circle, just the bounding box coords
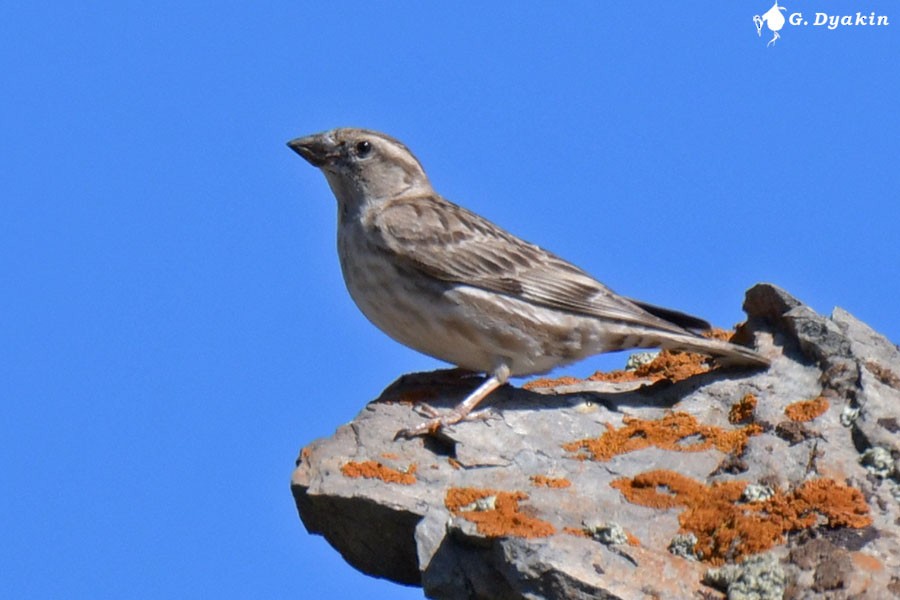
[287,133,336,167]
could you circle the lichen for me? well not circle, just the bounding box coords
[530,475,571,488]
[523,375,583,389]
[526,329,741,389]
[340,460,417,485]
[582,520,628,545]
[445,487,556,538]
[741,484,775,503]
[860,446,895,479]
[784,397,829,422]
[729,394,758,425]
[562,526,590,538]
[668,533,699,560]
[563,412,762,461]
[625,352,658,370]
[612,470,872,564]
[840,405,860,426]
[703,553,786,600]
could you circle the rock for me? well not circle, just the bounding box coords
[292,283,900,599]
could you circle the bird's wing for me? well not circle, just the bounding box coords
[628,300,711,332]
[371,194,693,334]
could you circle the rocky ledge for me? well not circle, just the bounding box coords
[292,284,900,600]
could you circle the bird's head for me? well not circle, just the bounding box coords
[288,128,431,211]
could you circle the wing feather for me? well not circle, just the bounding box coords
[370,195,694,335]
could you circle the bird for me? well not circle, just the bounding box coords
[287,128,769,437]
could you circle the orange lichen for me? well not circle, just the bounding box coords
[445,487,556,538]
[340,460,417,485]
[612,470,872,564]
[563,526,590,537]
[526,330,742,390]
[447,457,462,470]
[380,452,399,460]
[616,349,711,382]
[788,478,872,528]
[523,376,582,390]
[582,369,648,384]
[704,328,736,342]
[729,394,758,424]
[530,475,572,488]
[527,350,712,389]
[596,329,739,383]
[785,397,830,422]
[563,412,763,461]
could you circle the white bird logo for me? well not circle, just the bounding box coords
[754,1,787,47]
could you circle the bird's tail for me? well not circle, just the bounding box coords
[657,333,770,368]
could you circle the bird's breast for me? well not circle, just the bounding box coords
[335,224,467,360]
[334,225,612,375]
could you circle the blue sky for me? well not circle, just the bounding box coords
[3,2,898,598]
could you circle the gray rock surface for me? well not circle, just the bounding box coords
[292,284,900,599]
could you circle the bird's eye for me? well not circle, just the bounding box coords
[355,140,372,157]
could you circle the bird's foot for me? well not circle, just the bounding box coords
[395,365,509,438]
[395,407,494,439]
[411,402,441,418]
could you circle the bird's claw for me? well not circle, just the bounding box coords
[395,407,495,439]
[412,402,441,418]
[395,418,446,439]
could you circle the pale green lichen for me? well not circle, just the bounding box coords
[668,533,699,560]
[458,495,497,512]
[741,484,775,503]
[860,446,895,479]
[840,405,860,427]
[582,520,628,545]
[703,553,785,600]
[625,352,658,370]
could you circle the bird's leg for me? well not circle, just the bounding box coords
[398,364,510,438]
